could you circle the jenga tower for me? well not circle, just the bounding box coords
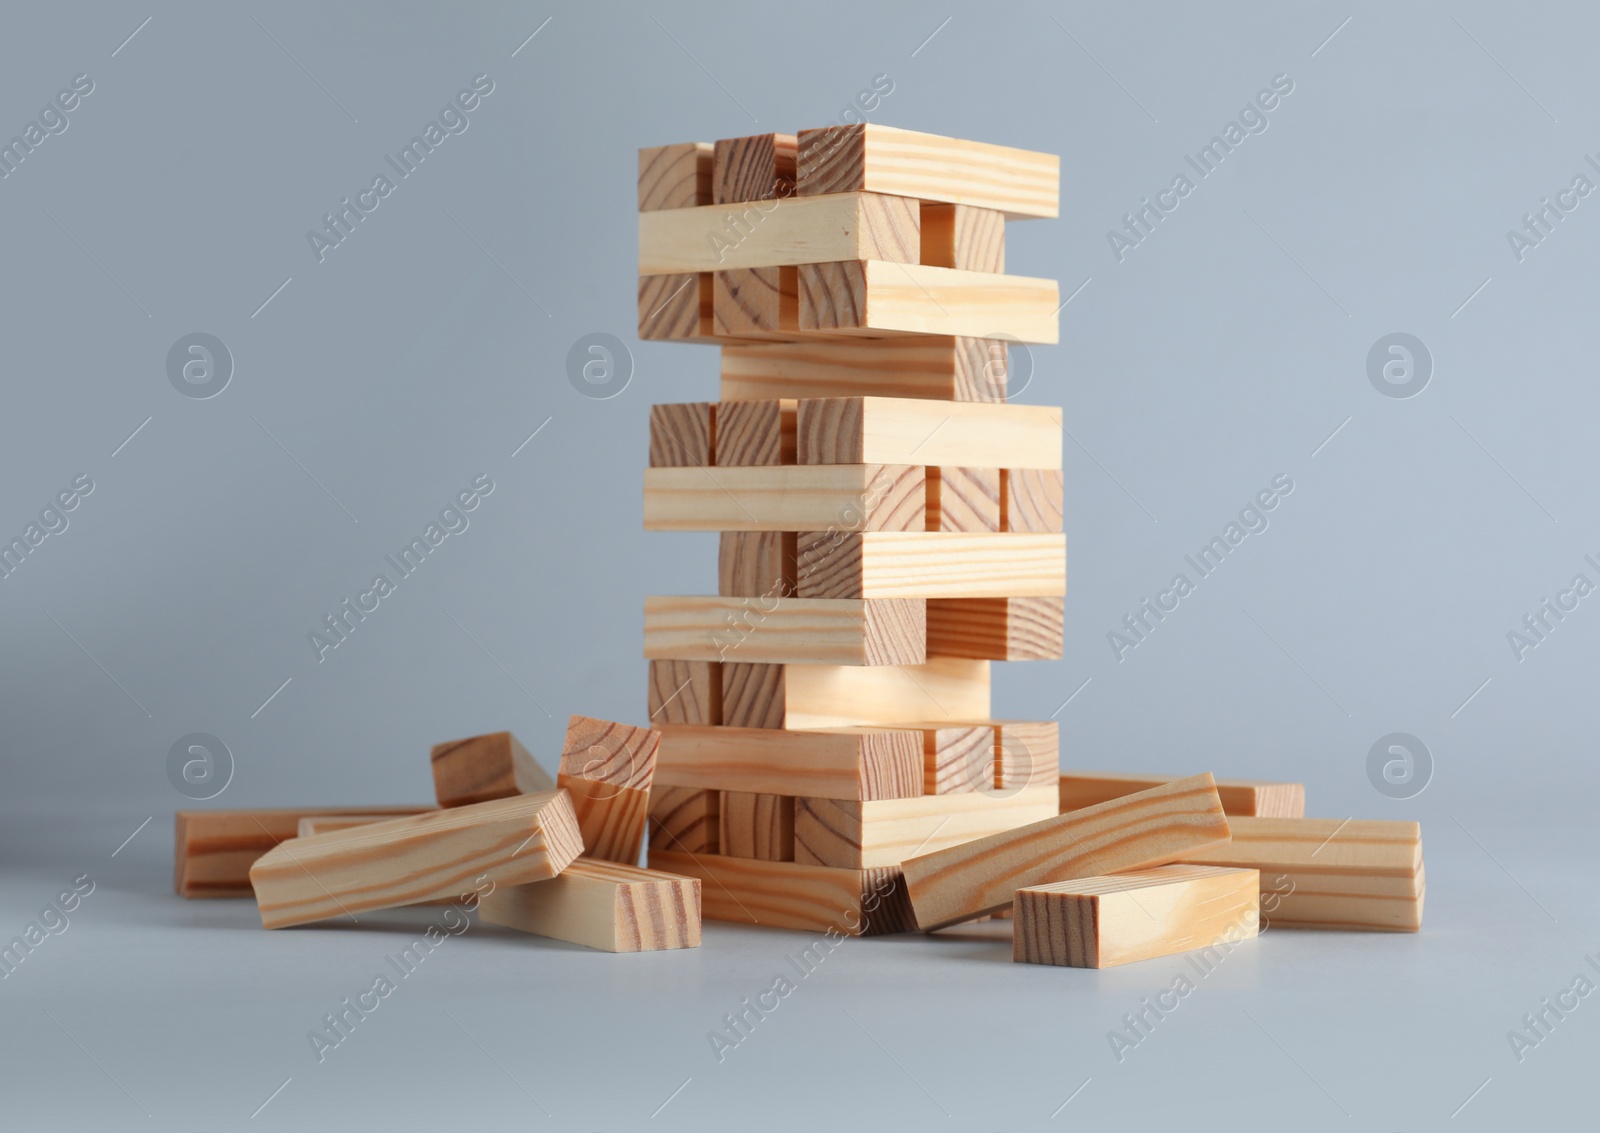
[636,125,1063,934]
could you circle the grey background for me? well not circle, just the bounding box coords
[2,0,1596,1127]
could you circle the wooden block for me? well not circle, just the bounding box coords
[1003,468,1063,532]
[722,658,990,730]
[647,850,914,935]
[646,464,925,532]
[556,715,662,865]
[478,858,701,952]
[798,260,1058,343]
[648,659,721,726]
[995,721,1061,790]
[799,397,1061,469]
[719,531,796,598]
[174,807,428,898]
[639,273,713,341]
[648,785,720,854]
[649,402,716,468]
[921,203,1005,272]
[796,532,1067,599]
[248,792,583,928]
[926,597,1064,660]
[795,784,1057,869]
[928,467,1001,532]
[713,266,799,337]
[639,191,919,273]
[638,142,713,211]
[714,132,797,204]
[655,725,922,801]
[291,816,455,906]
[714,398,795,466]
[1180,817,1424,932]
[721,336,1009,403]
[645,595,926,666]
[901,772,1232,930]
[923,725,996,794]
[720,792,794,860]
[796,123,1060,219]
[1014,865,1260,968]
[430,731,554,809]
[1060,774,1305,819]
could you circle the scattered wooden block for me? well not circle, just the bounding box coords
[478,858,701,952]
[995,721,1061,790]
[720,336,1008,403]
[798,397,1061,469]
[556,716,662,865]
[639,273,714,341]
[648,785,720,854]
[248,792,583,928]
[795,784,1058,869]
[796,123,1061,219]
[1014,865,1260,968]
[1180,817,1424,932]
[721,658,990,729]
[797,260,1059,343]
[174,807,429,898]
[795,531,1067,599]
[719,531,796,597]
[926,597,1064,660]
[901,772,1232,929]
[714,132,797,204]
[720,791,794,860]
[1002,468,1064,533]
[921,203,1005,272]
[430,731,555,809]
[291,815,455,906]
[655,725,922,800]
[714,398,796,466]
[649,402,716,468]
[923,724,996,794]
[1060,773,1305,818]
[638,142,713,211]
[928,467,1001,531]
[648,659,721,726]
[646,464,924,532]
[645,595,926,666]
[713,265,798,337]
[639,191,919,273]
[647,850,914,935]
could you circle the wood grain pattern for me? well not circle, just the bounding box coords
[714,398,796,466]
[644,595,927,666]
[995,721,1061,790]
[1014,865,1260,968]
[721,661,786,729]
[430,731,554,808]
[649,402,716,468]
[1060,773,1305,819]
[478,858,701,952]
[291,815,456,906]
[648,659,721,726]
[175,807,429,898]
[795,785,1058,869]
[926,597,1064,660]
[720,791,794,860]
[798,397,1061,469]
[720,336,1009,403]
[797,260,1059,344]
[654,725,923,801]
[638,142,713,211]
[923,724,996,794]
[556,715,662,864]
[248,792,583,928]
[647,464,925,532]
[714,133,797,204]
[639,273,713,341]
[713,265,798,337]
[796,531,1067,599]
[648,785,720,854]
[928,467,1001,531]
[720,531,796,597]
[901,772,1232,929]
[639,191,919,273]
[647,850,914,935]
[1003,468,1064,532]
[721,658,991,729]
[796,123,1060,219]
[921,203,1005,272]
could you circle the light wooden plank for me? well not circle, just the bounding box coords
[719,531,796,597]
[647,850,914,935]
[647,659,721,726]
[655,725,923,800]
[796,531,1067,599]
[174,807,429,899]
[645,595,926,666]
[556,716,661,864]
[1003,468,1063,532]
[1014,865,1260,968]
[721,336,1009,403]
[639,273,714,342]
[798,260,1059,343]
[1060,773,1305,818]
[478,858,701,952]
[901,772,1232,929]
[638,141,712,211]
[248,792,583,928]
[926,597,1064,660]
[430,731,554,809]
[291,815,456,906]
[921,203,1005,272]
[639,191,919,273]
[648,785,720,854]
[795,784,1058,868]
[721,658,991,730]
[714,132,796,204]
[649,402,716,468]
[798,396,1061,469]
[714,398,795,466]
[928,467,1001,532]
[720,791,794,860]
[923,724,995,794]
[646,464,924,532]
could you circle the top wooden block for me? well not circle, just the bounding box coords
[639,142,713,211]
[797,124,1060,219]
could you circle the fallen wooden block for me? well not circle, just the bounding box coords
[644,464,924,531]
[714,132,796,204]
[799,397,1061,469]
[928,467,1001,532]
[798,261,1058,343]
[648,402,716,468]
[1003,468,1064,532]
[655,725,922,800]
[293,815,456,906]
[795,531,1067,599]
[648,785,720,854]
[648,659,721,726]
[638,141,713,212]
[556,715,662,864]
[174,807,430,898]
[1014,865,1260,968]
[720,336,1009,403]
[1061,773,1305,818]
[721,658,990,729]
[921,203,1006,272]
[1181,817,1424,932]
[645,595,926,666]
[714,398,796,466]
[796,123,1060,219]
[478,858,701,952]
[639,191,919,274]
[647,850,914,935]
[795,784,1058,869]
[720,791,795,860]
[901,772,1232,929]
[430,731,555,809]
[248,792,583,928]
[927,597,1064,660]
